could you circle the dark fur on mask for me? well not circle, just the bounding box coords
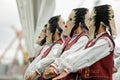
[48,15,63,42]
[39,38,46,46]
[94,5,112,37]
[70,8,89,37]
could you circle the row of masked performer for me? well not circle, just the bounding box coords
[24,4,120,80]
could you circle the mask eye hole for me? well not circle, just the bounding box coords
[89,18,92,21]
[112,15,114,18]
[69,18,72,21]
[63,21,65,24]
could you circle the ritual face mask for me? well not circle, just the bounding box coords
[46,23,52,45]
[58,17,65,31]
[89,9,96,40]
[62,8,89,37]
[36,24,47,46]
[62,10,76,37]
[84,11,90,31]
[46,15,63,44]
[109,6,117,37]
[89,5,117,39]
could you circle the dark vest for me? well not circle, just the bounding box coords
[61,32,88,80]
[81,33,115,80]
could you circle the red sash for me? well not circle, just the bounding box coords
[42,39,63,58]
[61,32,88,80]
[62,32,88,52]
[37,39,63,80]
[36,47,44,57]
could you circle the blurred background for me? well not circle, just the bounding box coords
[0,0,120,80]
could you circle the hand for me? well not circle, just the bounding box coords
[25,72,38,80]
[52,71,69,80]
[43,67,57,79]
[113,67,117,73]
[28,57,35,62]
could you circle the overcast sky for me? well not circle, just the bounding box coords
[0,0,22,64]
[0,0,120,64]
[0,0,21,49]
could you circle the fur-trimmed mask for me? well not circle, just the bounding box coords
[62,8,89,37]
[89,4,117,39]
[36,24,47,46]
[46,15,65,44]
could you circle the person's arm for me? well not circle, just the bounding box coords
[50,36,89,74]
[24,45,49,79]
[52,37,114,80]
[24,53,43,79]
[24,44,62,79]
[33,44,62,74]
[61,37,113,73]
[60,36,88,58]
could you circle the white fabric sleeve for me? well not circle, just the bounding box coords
[32,44,62,74]
[60,36,88,58]
[24,45,50,79]
[24,52,43,79]
[114,45,120,58]
[114,46,120,69]
[60,37,113,73]
[34,46,43,56]
[51,36,89,74]
[115,57,120,69]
